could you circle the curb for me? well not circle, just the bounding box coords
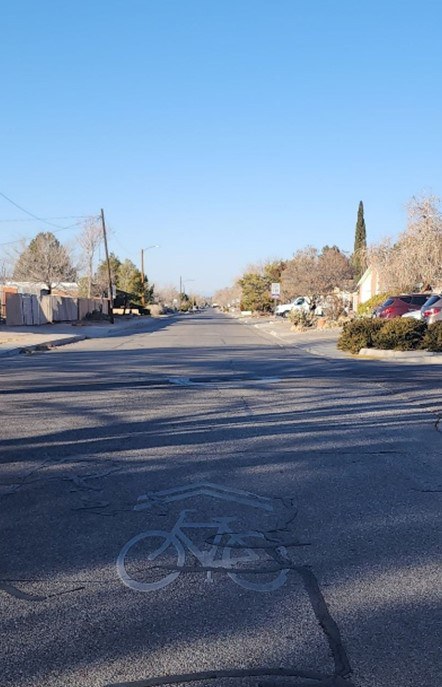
[0,335,86,358]
[359,347,442,363]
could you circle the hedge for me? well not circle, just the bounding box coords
[421,321,442,352]
[372,318,427,351]
[337,317,442,353]
[337,318,384,354]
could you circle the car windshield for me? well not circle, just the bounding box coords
[381,298,395,307]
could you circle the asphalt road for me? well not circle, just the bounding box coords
[0,310,441,687]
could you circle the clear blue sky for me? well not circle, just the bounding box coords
[1,0,441,294]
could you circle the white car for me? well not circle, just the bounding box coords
[275,296,311,317]
[401,309,422,320]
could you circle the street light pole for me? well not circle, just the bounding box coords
[140,245,159,308]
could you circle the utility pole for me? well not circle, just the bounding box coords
[141,249,145,308]
[100,208,114,324]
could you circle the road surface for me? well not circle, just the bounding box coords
[0,310,440,687]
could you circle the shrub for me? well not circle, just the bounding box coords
[337,318,384,353]
[288,309,316,329]
[421,321,442,352]
[357,293,389,317]
[83,310,110,321]
[149,304,164,317]
[321,294,347,320]
[372,317,427,350]
[180,301,192,312]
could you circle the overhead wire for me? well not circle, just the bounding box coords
[0,222,85,247]
[0,191,80,230]
[0,215,91,223]
[0,190,100,247]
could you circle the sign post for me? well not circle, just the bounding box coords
[270,283,280,316]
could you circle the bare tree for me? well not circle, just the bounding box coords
[78,218,103,298]
[281,246,353,301]
[280,247,318,300]
[314,246,354,295]
[155,284,181,307]
[0,257,10,283]
[402,195,442,289]
[370,195,442,293]
[213,283,241,309]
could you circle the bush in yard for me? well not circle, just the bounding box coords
[356,293,389,317]
[421,321,442,352]
[372,317,427,350]
[337,318,384,353]
[288,309,316,329]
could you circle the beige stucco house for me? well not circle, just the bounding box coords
[352,266,381,310]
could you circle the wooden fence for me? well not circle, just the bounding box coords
[3,293,109,326]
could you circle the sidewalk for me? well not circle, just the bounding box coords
[0,316,166,357]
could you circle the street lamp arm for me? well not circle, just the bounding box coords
[140,244,160,307]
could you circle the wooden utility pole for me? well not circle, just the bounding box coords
[100,208,114,324]
[141,249,145,308]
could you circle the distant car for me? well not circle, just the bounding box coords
[275,296,310,317]
[375,294,431,319]
[422,295,442,324]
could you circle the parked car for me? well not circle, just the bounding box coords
[402,309,423,320]
[375,294,431,319]
[422,295,442,324]
[275,296,311,317]
[402,293,442,320]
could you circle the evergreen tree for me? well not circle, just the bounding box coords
[238,272,273,312]
[94,254,154,304]
[95,253,122,297]
[352,201,367,278]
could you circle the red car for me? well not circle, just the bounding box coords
[375,294,431,319]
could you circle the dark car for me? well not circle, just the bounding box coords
[375,294,431,319]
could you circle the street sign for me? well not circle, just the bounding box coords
[271,283,280,298]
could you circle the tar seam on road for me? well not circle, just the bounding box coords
[104,666,349,687]
[0,581,85,601]
[294,566,352,679]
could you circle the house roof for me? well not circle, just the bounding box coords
[356,265,374,288]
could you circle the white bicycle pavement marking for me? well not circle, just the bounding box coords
[116,483,291,593]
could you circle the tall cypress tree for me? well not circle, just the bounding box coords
[353,201,367,278]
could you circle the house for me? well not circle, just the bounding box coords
[352,266,381,311]
[4,281,80,297]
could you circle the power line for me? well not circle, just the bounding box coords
[0,190,97,231]
[0,220,88,247]
[0,215,91,223]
